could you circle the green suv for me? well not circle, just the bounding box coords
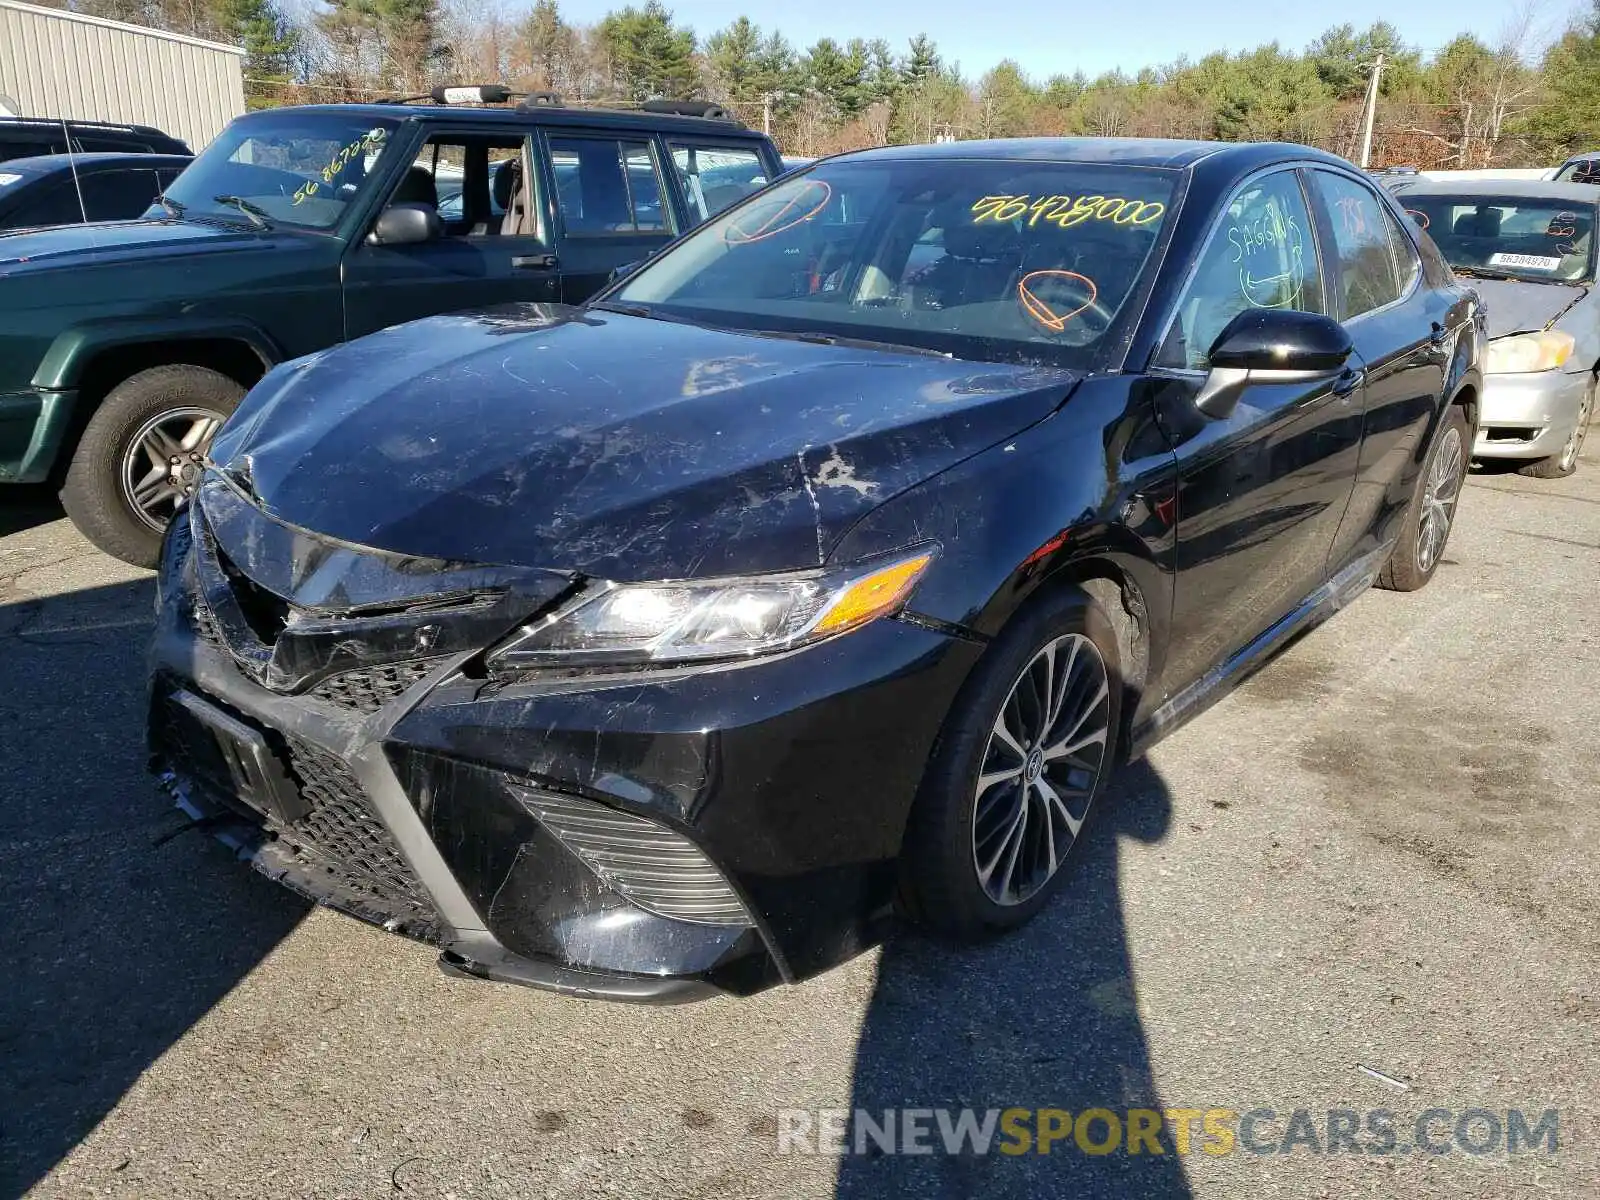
[0,89,781,565]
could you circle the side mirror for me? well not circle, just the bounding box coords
[367,202,442,247]
[1195,309,1354,419]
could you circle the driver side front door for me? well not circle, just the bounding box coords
[1153,167,1369,701]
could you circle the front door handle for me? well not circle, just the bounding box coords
[512,253,558,270]
[1333,367,1365,398]
[1429,321,1448,346]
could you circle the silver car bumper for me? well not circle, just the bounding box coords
[1474,369,1589,460]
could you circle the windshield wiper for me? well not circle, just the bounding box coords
[155,193,186,219]
[1451,265,1515,281]
[211,194,272,229]
[748,328,955,359]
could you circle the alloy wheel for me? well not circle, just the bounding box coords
[971,632,1112,906]
[120,407,226,532]
[1558,384,1593,474]
[1416,424,1463,574]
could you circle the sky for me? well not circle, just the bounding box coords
[559,0,1580,79]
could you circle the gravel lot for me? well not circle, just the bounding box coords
[2,451,1596,1199]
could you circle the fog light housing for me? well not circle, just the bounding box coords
[507,784,752,926]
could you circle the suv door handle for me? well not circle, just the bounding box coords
[1333,367,1365,398]
[512,253,558,270]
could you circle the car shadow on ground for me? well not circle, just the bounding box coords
[837,758,1192,1199]
[0,485,66,540]
[0,576,309,1196]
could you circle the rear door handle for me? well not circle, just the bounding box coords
[512,253,558,270]
[1333,367,1365,398]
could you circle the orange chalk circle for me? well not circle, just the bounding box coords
[1018,269,1098,332]
[723,180,833,245]
[1405,208,1429,230]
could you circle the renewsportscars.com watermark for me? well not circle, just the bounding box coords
[776,1107,1560,1158]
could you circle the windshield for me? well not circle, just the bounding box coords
[612,159,1177,367]
[1402,194,1595,283]
[157,112,401,230]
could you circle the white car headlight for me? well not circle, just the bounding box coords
[1484,330,1575,373]
[487,547,937,672]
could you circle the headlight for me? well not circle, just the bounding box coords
[487,547,936,672]
[1484,330,1575,373]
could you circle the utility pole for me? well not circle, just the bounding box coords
[1357,52,1385,169]
[762,92,772,137]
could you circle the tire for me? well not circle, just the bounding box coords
[899,588,1123,939]
[59,365,243,568]
[1516,375,1592,479]
[1377,403,1469,592]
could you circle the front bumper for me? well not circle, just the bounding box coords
[1473,369,1588,460]
[148,495,979,1000]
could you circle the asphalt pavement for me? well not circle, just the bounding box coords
[1,450,1596,1199]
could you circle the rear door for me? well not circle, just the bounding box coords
[538,131,679,302]
[342,127,561,339]
[1155,166,1367,692]
[1305,167,1449,570]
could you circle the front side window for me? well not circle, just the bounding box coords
[670,143,769,221]
[160,112,400,230]
[549,137,669,234]
[7,180,82,228]
[1156,170,1323,370]
[394,134,531,237]
[1311,170,1403,319]
[80,169,163,221]
[613,159,1177,368]
[1399,193,1596,283]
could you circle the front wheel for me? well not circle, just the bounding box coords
[1377,404,1469,592]
[899,589,1122,939]
[59,365,242,568]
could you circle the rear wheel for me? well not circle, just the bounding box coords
[59,365,241,568]
[1517,376,1592,479]
[899,589,1122,938]
[1377,404,1468,592]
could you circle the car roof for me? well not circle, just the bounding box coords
[240,102,773,141]
[0,116,175,136]
[823,137,1353,172]
[0,152,192,177]
[1400,178,1600,203]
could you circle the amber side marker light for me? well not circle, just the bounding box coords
[811,553,935,637]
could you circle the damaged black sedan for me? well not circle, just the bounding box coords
[150,139,1481,1001]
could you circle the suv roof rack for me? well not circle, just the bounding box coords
[367,83,745,127]
[639,99,739,125]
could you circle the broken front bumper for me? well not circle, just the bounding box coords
[148,489,978,1001]
[1473,368,1589,460]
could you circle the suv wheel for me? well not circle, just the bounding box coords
[60,365,243,567]
[899,588,1122,938]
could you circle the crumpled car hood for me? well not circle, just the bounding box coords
[210,304,1079,581]
[1471,277,1590,338]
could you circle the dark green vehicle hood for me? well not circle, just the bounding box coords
[0,218,291,274]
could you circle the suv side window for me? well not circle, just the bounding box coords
[79,169,164,221]
[7,180,83,227]
[548,136,670,235]
[391,133,539,240]
[668,143,769,221]
[1310,169,1402,319]
[1156,169,1324,371]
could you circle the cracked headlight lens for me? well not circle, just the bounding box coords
[487,547,936,671]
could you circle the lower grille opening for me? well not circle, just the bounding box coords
[306,660,443,714]
[1482,426,1541,443]
[152,686,442,941]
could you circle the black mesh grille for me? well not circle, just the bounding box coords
[307,660,441,714]
[151,685,442,942]
[277,735,437,923]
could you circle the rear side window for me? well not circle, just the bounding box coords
[669,143,769,222]
[0,137,61,162]
[79,169,164,220]
[1311,170,1402,319]
[548,136,669,234]
[76,136,150,153]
